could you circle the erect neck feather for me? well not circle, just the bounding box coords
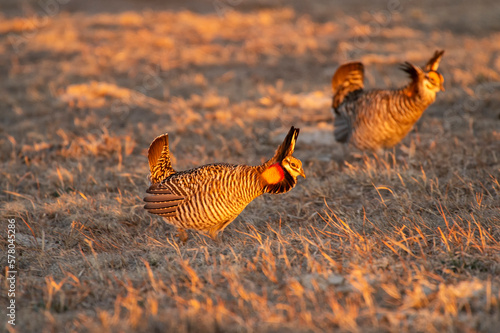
[261,163,285,185]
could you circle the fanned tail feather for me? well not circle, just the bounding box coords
[331,62,364,110]
[148,134,175,184]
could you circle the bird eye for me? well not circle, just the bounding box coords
[427,72,441,86]
[291,163,297,168]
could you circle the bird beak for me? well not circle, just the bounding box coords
[299,168,306,179]
[440,82,445,91]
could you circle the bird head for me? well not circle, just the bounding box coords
[282,156,306,179]
[424,70,445,93]
[261,126,305,194]
[401,50,445,100]
[423,50,445,94]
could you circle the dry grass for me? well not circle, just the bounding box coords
[1,0,500,332]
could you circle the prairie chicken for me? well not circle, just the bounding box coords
[143,127,305,241]
[331,50,445,152]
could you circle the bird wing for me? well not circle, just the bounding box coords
[148,134,176,183]
[331,62,364,110]
[143,183,184,217]
[424,50,445,72]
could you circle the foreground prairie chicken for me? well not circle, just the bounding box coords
[144,127,305,241]
[331,50,445,151]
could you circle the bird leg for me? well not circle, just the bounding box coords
[177,227,188,243]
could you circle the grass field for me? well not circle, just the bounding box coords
[1,0,500,332]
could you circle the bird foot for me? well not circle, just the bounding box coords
[177,228,188,243]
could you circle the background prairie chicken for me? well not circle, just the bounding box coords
[144,127,305,241]
[331,50,445,152]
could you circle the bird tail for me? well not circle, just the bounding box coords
[147,134,176,184]
[331,62,364,110]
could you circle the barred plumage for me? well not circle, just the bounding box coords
[332,50,445,151]
[143,127,305,241]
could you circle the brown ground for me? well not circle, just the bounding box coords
[1,0,500,332]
